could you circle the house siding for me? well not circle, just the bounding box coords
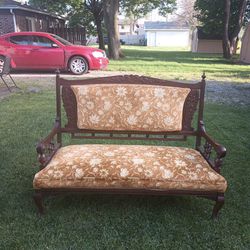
[196,40,223,53]
[146,30,190,47]
[0,9,65,35]
[14,10,64,32]
[0,10,15,35]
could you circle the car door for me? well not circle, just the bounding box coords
[8,35,33,68]
[29,35,64,69]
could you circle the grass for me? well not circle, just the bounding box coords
[108,46,250,83]
[0,90,250,249]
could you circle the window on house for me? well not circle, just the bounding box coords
[26,17,35,31]
[26,19,32,31]
[39,20,43,30]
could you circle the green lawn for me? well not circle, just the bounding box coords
[0,90,250,249]
[108,46,250,83]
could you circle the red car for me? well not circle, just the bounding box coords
[0,32,109,74]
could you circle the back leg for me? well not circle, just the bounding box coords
[33,192,45,215]
[212,194,224,219]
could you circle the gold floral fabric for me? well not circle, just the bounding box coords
[71,84,191,132]
[33,145,227,192]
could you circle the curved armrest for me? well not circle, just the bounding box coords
[198,121,227,172]
[36,119,61,168]
[199,121,226,158]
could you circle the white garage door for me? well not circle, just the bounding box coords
[147,32,156,46]
[155,31,190,47]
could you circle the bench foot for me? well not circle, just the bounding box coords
[212,194,224,219]
[33,192,45,215]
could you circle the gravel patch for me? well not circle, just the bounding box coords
[205,81,250,106]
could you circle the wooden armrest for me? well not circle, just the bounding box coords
[198,121,226,173]
[37,119,60,146]
[199,121,226,158]
[36,119,61,168]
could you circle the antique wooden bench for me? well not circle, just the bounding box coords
[33,73,227,218]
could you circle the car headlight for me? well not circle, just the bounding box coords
[92,51,105,58]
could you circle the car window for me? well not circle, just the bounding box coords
[51,34,72,45]
[9,35,31,45]
[32,36,54,47]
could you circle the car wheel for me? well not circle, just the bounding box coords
[0,56,5,74]
[69,56,88,75]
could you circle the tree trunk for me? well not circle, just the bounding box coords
[232,37,239,54]
[95,16,105,50]
[103,0,121,59]
[129,16,134,35]
[223,0,247,59]
[222,0,231,59]
[230,0,247,54]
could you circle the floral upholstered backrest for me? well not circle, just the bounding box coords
[71,84,191,132]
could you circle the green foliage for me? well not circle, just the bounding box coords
[68,2,97,36]
[121,0,177,20]
[28,0,71,15]
[194,0,250,37]
[29,0,98,35]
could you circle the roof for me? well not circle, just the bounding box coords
[144,21,189,31]
[197,27,222,40]
[0,0,65,20]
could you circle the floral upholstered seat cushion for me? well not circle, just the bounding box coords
[33,145,227,192]
[71,84,190,132]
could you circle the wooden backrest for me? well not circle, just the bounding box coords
[57,75,205,141]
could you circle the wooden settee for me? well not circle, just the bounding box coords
[33,73,227,218]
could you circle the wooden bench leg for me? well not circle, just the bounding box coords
[212,194,224,219]
[33,192,45,215]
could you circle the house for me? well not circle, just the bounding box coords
[144,21,191,47]
[117,17,145,45]
[0,0,65,35]
[191,28,223,53]
[118,19,132,36]
[240,23,250,64]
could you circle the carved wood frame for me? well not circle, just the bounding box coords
[34,73,226,219]
[60,75,200,139]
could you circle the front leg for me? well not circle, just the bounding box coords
[212,194,225,219]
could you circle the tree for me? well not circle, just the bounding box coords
[29,0,70,15]
[121,0,176,18]
[120,0,177,37]
[174,0,198,27]
[30,0,177,59]
[104,0,177,59]
[29,0,104,48]
[223,0,248,59]
[195,0,250,59]
[103,0,121,59]
[85,0,105,50]
[68,4,96,37]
